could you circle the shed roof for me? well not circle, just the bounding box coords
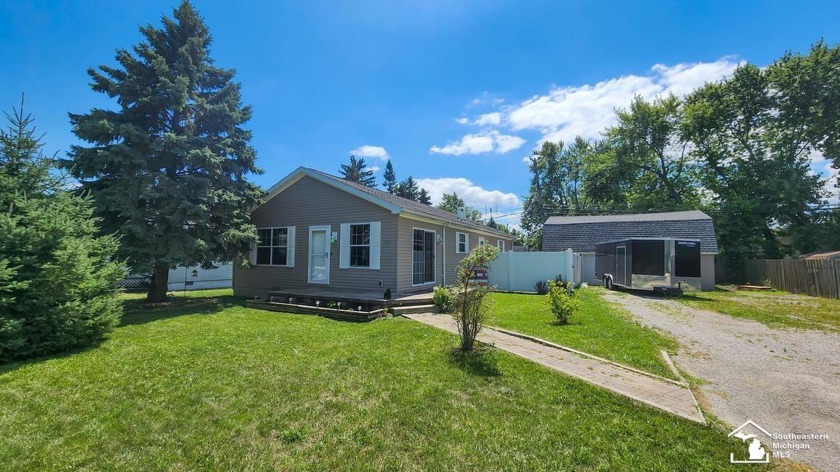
[543,210,719,253]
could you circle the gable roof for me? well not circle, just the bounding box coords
[262,167,513,239]
[543,210,719,253]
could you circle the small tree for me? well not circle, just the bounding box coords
[547,279,578,325]
[0,101,126,361]
[451,244,499,351]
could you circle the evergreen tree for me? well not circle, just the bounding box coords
[395,176,420,201]
[339,155,376,187]
[418,188,432,205]
[1,101,125,361]
[62,1,263,302]
[382,159,397,193]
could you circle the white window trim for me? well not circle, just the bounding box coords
[456,232,469,254]
[349,223,372,268]
[339,222,381,270]
[497,240,505,252]
[412,227,437,287]
[478,236,486,246]
[253,226,295,267]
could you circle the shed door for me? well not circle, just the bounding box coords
[616,246,627,286]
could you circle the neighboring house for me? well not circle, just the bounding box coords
[542,210,719,290]
[233,167,514,298]
[167,263,233,291]
[119,262,233,291]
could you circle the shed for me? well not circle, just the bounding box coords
[542,210,719,290]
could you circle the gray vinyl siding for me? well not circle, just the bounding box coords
[234,175,398,297]
[396,215,514,292]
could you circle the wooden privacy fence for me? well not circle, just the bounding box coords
[743,259,840,299]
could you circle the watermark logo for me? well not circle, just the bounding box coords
[728,420,771,464]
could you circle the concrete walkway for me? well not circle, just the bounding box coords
[403,313,704,423]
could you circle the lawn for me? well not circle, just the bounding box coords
[488,288,679,379]
[0,290,760,471]
[677,286,840,332]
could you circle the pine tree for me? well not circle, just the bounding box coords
[62,1,263,302]
[339,155,376,187]
[418,188,432,205]
[1,100,125,361]
[382,159,397,193]
[395,176,420,201]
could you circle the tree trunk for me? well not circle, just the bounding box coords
[147,263,170,302]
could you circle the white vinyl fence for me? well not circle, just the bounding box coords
[487,250,582,292]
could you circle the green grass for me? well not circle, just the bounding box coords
[677,286,840,332]
[0,293,762,471]
[488,288,679,379]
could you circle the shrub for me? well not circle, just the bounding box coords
[433,285,452,312]
[547,280,579,325]
[534,280,549,295]
[451,245,499,351]
[0,102,126,362]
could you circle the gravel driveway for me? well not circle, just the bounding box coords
[603,291,840,471]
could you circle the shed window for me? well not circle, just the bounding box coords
[497,240,505,252]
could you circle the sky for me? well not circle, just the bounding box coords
[2,0,839,229]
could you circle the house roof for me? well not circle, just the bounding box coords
[262,167,513,239]
[543,210,719,253]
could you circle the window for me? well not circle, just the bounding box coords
[631,239,665,276]
[349,223,371,268]
[497,240,505,252]
[256,227,289,265]
[339,222,380,269]
[478,236,486,246]
[675,240,701,278]
[456,232,469,253]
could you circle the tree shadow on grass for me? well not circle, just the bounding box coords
[1,295,248,375]
[446,347,502,378]
[120,295,245,326]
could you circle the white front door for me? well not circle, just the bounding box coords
[308,226,330,284]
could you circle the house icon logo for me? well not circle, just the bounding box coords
[728,420,772,464]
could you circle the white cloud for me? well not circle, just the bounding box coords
[455,117,469,124]
[369,165,381,173]
[473,112,501,126]
[505,58,742,145]
[349,145,389,161]
[415,177,521,209]
[430,130,525,156]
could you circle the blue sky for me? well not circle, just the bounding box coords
[2,1,839,227]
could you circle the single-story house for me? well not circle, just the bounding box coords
[542,210,719,290]
[233,167,514,298]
